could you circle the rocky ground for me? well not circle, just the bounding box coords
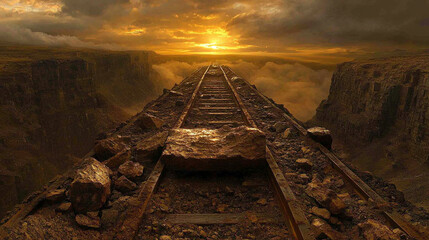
[1,65,428,240]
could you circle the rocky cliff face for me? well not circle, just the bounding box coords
[0,46,160,217]
[314,55,429,209]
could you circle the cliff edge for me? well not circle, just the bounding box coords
[0,46,161,218]
[314,55,429,209]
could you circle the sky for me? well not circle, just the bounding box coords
[1,0,429,62]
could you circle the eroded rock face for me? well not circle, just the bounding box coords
[161,126,266,170]
[135,113,164,130]
[314,55,429,208]
[70,158,111,213]
[134,131,168,163]
[307,127,332,149]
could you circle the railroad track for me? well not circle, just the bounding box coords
[113,64,428,240]
[4,64,424,239]
[113,65,313,240]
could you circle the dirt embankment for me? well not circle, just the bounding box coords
[313,55,429,209]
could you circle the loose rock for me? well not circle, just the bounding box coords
[70,158,111,213]
[296,158,313,171]
[306,179,346,215]
[75,214,101,229]
[282,128,292,138]
[273,122,288,133]
[94,137,127,160]
[104,149,131,169]
[307,127,333,149]
[56,202,72,212]
[311,207,331,220]
[118,161,144,179]
[45,189,66,203]
[114,175,137,193]
[358,219,400,240]
[135,113,164,130]
[168,90,184,96]
[312,218,347,240]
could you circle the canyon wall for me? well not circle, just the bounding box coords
[314,55,429,208]
[0,46,160,217]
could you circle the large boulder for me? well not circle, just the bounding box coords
[135,113,164,130]
[161,126,266,171]
[134,131,168,163]
[94,137,127,160]
[70,158,111,213]
[307,127,333,149]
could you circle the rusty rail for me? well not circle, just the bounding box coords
[220,65,315,240]
[223,66,428,240]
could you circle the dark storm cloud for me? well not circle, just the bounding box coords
[227,0,429,48]
[1,0,428,54]
[61,0,130,16]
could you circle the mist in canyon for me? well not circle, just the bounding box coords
[153,60,333,121]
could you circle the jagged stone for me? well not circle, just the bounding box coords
[306,179,346,215]
[160,235,172,240]
[114,175,137,193]
[118,161,144,179]
[94,137,127,160]
[296,158,313,171]
[56,202,72,212]
[75,214,101,229]
[70,158,111,213]
[307,127,333,149]
[312,218,347,240]
[298,173,310,180]
[231,76,243,82]
[135,113,164,130]
[273,122,288,133]
[169,90,184,96]
[311,207,331,220]
[104,149,131,169]
[282,128,292,138]
[358,219,400,240]
[45,189,66,203]
[134,131,168,163]
[161,126,266,170]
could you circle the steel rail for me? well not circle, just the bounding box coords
[174,65,211,128]
[114,65,212,239]
[223,66,428,240]
[220,65,315,240]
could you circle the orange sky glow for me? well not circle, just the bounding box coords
[1,0,428,64]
